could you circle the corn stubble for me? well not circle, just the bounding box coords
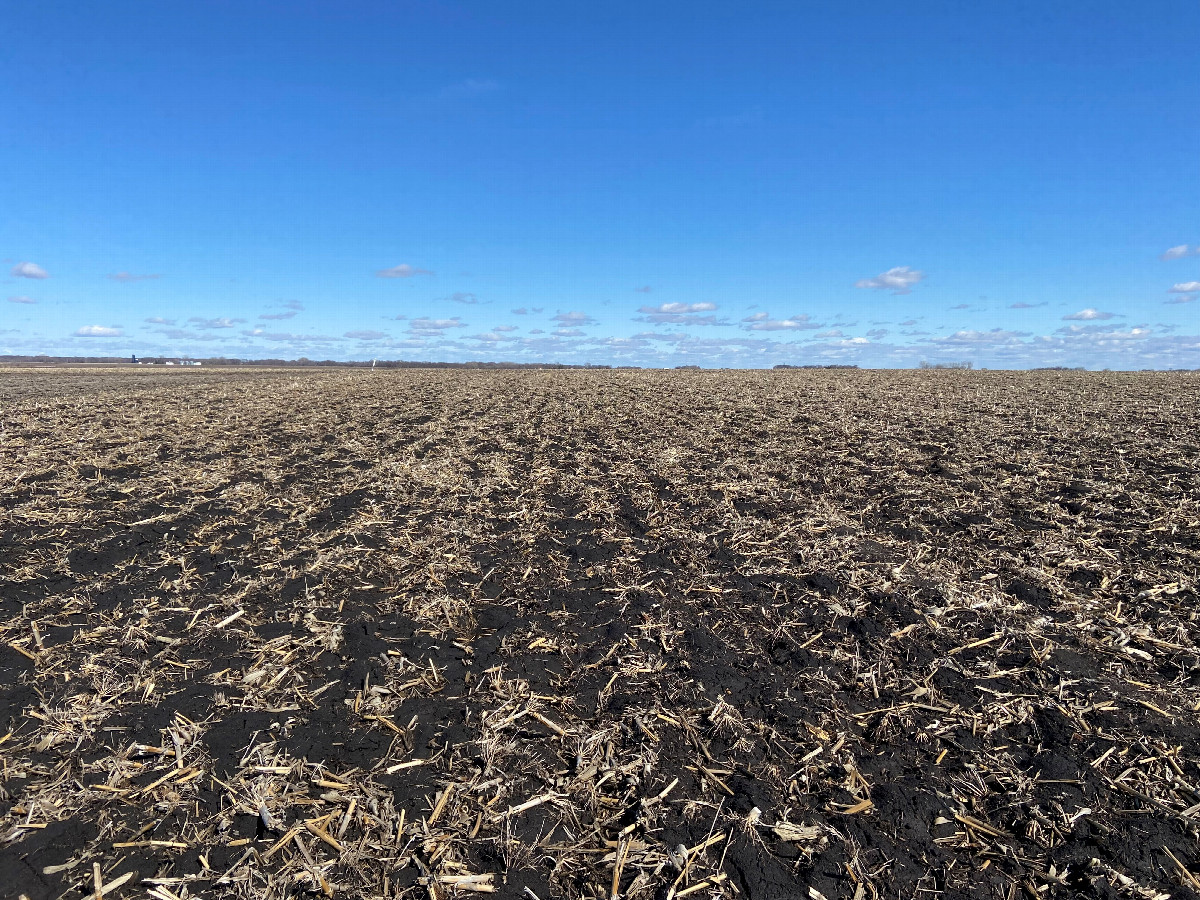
[1,366,1198,900]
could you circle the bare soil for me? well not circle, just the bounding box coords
[2,367,1199,900]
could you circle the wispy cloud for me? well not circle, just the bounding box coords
[932,328,1030,345]
[1009,302,1046,309]
[376,263,434,278]
[260,300,304,319]
[640,302,716,314]
[1063,308,1115,321]
[1169,282,1200,293]
[948,303,970,310]
[493,325,519,332]
[1165,294,1196,304]
[445,292,479,304]
[344,330,389,340]
[7,295,36,304]
[1161,244,1192,260]
[1056,324,1150,337]
[408,317,467,336]
[242,329,341,343]
[108,272,161,282]
[855,266,923,294]
[632,331,686,343]
[634,285,653,293]
[11,262,48,279]
[156,328,228,341]
[189,316,243,329]
[436,78,500,100]
[635,301,720,325]
[553,328,585,337]
[75,325,122,337]
[552,311,596,326]
[741,313,821,331]
[145,316,175,325]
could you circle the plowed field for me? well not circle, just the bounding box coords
[2,368,1199,900]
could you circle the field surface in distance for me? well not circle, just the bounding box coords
[2,368,1199,900]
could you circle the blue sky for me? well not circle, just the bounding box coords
[3,0,1199,368]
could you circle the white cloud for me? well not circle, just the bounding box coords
[446,292,479,304]
[635,302,721,325]
[554,328,585,337]
[7,295,36,304]
[241,329,341,342]
[948,303,970,310]
[639,301,716,315]
[934,328,1029,345]
[1169,282,1200,293]
[1008,302,1046,309]
[1162,245,1191,260]
[258,300,304,320]
[189,316,243,329]
[743,314,821,331]
[74,325,122,337]
[631,332,686,342]
[552,311,596,326]
[1165,294,1196,305]
[157,328,228,341]
[11,262,48,279]
[407,317,467,336]
[409,317,466,330]
[511,307,529,315]
[814,329,844,338]
[1062,308,1115,321]
[344,330,389,340]
[469,331,515,342]
[1056,324,1151,339]
[108,272,161,282]
[144,316,175,325]
[493,325,519,332]
[376,264,434,278]
[855,266,924,294]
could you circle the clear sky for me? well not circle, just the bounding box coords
[3,0,1199,368]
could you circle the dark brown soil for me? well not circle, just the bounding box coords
[1,367,1199,900]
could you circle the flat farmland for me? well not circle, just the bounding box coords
[2,368,1199,900]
